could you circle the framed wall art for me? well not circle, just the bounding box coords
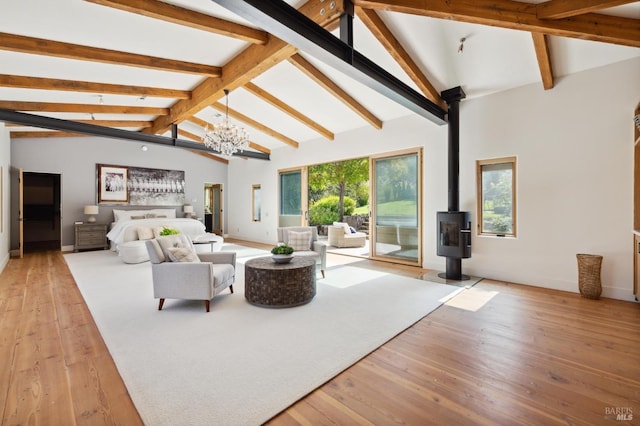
[97,164,129,204]
[97,164,185,206]
[128,166,185,206]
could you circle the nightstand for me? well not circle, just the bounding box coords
[74,223,109,252]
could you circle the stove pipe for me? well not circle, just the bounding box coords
[441,87,465,211]
[439,87,468,280]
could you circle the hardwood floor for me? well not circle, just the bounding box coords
[0,250,142,425]
[1,246,638,425]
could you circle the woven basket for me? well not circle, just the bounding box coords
[576,254,602,299]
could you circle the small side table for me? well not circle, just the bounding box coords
[74,223,109,252]
[193,240,219,253]
[192,233,223,253]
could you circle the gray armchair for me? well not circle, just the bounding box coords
[277,226,327,278]
[145,235,236,312]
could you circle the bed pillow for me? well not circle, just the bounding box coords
[167,247,200,263]
[288,230,312,251]
[113,209,176,221]
[137,227,154,240]
[156,234,198,262]
[148,209,176,219]
[112,209,128,222]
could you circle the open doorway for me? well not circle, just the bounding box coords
[23,172,61,252]
[204,183,223,235]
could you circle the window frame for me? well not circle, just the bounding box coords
[476,156,517,237]
[251,184,261,222]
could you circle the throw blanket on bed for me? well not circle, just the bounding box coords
[107,218,206,245]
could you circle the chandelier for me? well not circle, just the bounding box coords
[202,89,249,156]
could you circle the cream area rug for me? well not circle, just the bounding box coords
[64,244,464,426]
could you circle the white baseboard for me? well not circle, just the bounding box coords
[0,252,9,275]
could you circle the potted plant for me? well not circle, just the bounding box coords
[159,227,180,236]
[270,244,294,263]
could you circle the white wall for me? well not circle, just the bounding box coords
[227,57,640,301]
[11,137,228,248]
[0,123,10,272]
[459,58,638,301]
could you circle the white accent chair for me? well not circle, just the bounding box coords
[328,224,367,248]
[145,235,236,312]
[276,226,327,278]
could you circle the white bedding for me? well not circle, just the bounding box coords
[106,218,206,245]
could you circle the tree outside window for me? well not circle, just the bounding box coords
[477,157,517,236]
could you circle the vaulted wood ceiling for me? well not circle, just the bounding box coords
[1,0,639,162]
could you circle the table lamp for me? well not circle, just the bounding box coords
[183,205,194,218]
[84,205,99,223]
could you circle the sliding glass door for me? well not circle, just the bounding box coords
[278,168,308,227]
[370,149,422,266]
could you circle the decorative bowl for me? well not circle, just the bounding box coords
[272,254,293,264]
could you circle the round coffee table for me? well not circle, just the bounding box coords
[244,256,316,308]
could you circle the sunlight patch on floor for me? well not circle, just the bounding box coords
[445,287,499,311]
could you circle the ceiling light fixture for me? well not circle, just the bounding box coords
[458,37,466,54]
[202,89,249,157]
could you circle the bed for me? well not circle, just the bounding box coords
[106,208,223,263]
[106,208,208,248]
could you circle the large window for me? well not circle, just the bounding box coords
[371,149,422,266]
[279,171,301,216]
[477,157,517,237]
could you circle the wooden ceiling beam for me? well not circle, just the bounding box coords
[85,0,269,44]
[536,0,636,20]
[0,74,191,99]
[354,0,640,48]
[145,39,296,134]
[0,32,222,76]
[9,131,84,138]
[531,33,554,90]
[144,0,344,135]
[73,120,152,127]
[355,7,445,109]
[186,115,271,154]
[211,101,300,148]
[177,129,203,142]
[288,53,383,130]
[246,141,272,155]
[243,82,334,140]
[6,120,151,127]
[0,100,168,115]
